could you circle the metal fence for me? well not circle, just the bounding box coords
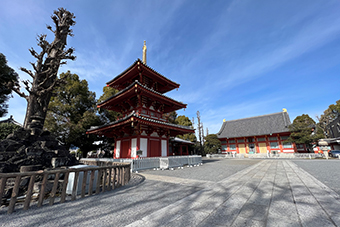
[0,163,130,214]
[81,155,202,172]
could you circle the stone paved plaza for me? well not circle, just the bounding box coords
[1,159,340,227]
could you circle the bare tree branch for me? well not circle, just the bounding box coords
[46,25,55,34]
[20,67,35,78]
[22,80,32,93]
[12,82,29,101]
[28,48,39,59]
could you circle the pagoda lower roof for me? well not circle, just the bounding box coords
[87,111,194,135]
[106,59,179,93]
[97,80,187,112]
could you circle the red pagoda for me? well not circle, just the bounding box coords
[87,42,194,158]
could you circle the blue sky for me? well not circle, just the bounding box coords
[1,0,340,135]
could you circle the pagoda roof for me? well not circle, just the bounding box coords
[98,80,186,112]
[0,115,22,127]
[106,59,180,93]
[87,111,194,135]
[217,111,291,139]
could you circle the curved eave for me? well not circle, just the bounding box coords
[97,81,187,112]
[87,112,194,135]
[106,60,139,86]
[106,59,180,93]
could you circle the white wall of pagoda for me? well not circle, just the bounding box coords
[114,134,170,158]
[161,140,167,156]
[131,138,137,158]
[140,138,148,157]
[115,140,121,158]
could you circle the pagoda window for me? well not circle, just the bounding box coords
[257,137,266,142]
[237,139,245,143]
[229,144,236,150]
[221,145,227,151]
[269,136,277,141]
[228,140,236,143]
[280,136,289,140]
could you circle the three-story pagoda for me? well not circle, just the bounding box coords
[87,42,194,158]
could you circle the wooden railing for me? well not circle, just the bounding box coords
[0,163,130,214]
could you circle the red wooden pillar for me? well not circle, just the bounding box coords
[147,136,151,157]
[236,139,239,154]
[137,135,140,153]
[278,134,283,153]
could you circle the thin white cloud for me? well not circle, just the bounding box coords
[172,2,340,104]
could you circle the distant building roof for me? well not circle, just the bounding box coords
[0,115,22,127]
[217,111,291,139]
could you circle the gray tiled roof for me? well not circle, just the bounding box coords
[88,111,194,132]
[98,80,185,107]
[106,59,179,88]
[217,112,291,139]
[0,115,22,127]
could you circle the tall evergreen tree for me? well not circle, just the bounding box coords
[204,134,221,154]
[97,86,121,123]
[0,53,19,117]
[175,115,197,143]
[0,123,20,140]
[44,71,101,157]
[288,114,323,152]
[163,111,177,124]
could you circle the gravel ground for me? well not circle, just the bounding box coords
[292,159,340,195]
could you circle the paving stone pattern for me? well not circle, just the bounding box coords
[1,160,340,227]
[129,160,340,227]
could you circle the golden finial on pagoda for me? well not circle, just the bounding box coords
[142,40,147,64]
[282,108,287,112]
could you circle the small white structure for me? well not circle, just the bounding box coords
[66,165,98,195]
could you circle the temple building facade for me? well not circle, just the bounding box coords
[217,110,302,155]
[87,42,194,158]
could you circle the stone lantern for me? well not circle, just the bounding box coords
[318,139,329,159]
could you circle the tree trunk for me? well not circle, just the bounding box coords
[20,8,76,130]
